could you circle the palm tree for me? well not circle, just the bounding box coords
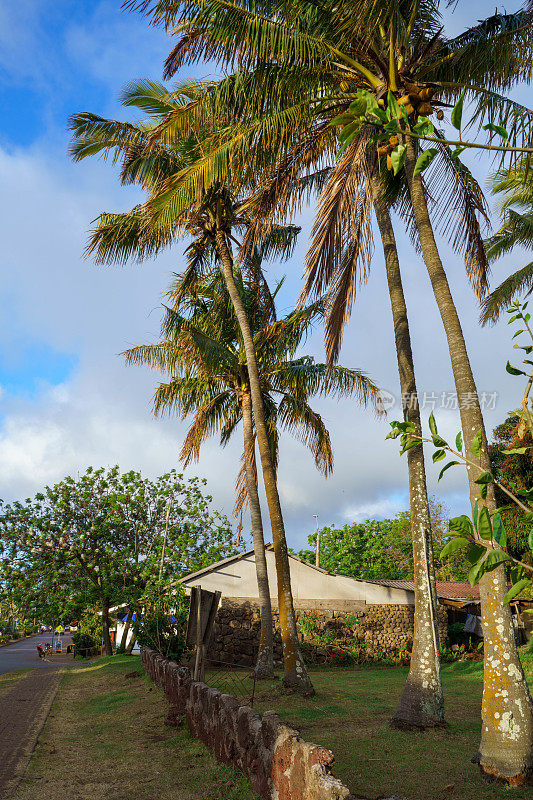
[123,0,533,775]
[124,271,378,676]
[480,161,533,324]
[69,83,375,693]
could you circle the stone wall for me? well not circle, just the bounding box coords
[209,600,448,668]
[141,647,353,800]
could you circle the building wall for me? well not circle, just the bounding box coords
[182,549,415,606]
[207,599,448,667]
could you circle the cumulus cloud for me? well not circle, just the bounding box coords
[1,1,530,552]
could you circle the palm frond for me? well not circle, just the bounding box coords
[68,113,146,164]
[276,393,333,476]
[86,208,174,265]
[480,262,533,325]
[302,132,375,363]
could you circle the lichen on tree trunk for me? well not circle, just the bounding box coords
[404,138,533,781]
[374,185,444,729]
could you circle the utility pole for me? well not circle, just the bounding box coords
[313,514,320,568]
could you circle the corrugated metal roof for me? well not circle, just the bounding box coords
[372,579,480,601]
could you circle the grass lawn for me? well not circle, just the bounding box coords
[231,648,533,800]
[14,651,533,800]
[14,655,258,800]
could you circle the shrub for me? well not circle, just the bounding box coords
[72,631,96,657]
[78,607,102,644]
[133,587,188,663]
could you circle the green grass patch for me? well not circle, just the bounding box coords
[206,649,533,800]
[14,655,258,800]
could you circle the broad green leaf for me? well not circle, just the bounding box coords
[475,471,494,485]
[438,461,460,481]
[512,329,524,339]
[451,146,467,159]
[412,117,434,136]
[339,120,361,142]
[386,90,402,121]
[449,515,474,537]
[440,537,470,558]
[483,122,509,140]
[433,449,446,463]
[349,99,367,117]
[330,113,355,127]
[428,411,438,435]
[502,578,531,605]
[451,90,465,130]
[390,144,407,175]
[456,431,463,452]
[473,500,479,532]
[528,529,533,552]
[506,447,528,454]
[385,428,401,439]
[506,361,526,376]
[413,148,438,177]
[511,565,526,584]
[401,439,419,454]
[432,434,449,448]
[467,543,487,565]
[480,483,488,499]
[492,513,506,548]
[477,507,492,540]
[384,119,401,134]
[471,430,483,459]
[483,549,511,573]
[337,131,358,156]
[468,559,485,587]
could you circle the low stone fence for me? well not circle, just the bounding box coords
[209,601,448,668]
[141,647,353,800]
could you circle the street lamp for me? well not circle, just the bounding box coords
[313,514,320,568]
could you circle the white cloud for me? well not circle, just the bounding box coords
[1,0,531,552]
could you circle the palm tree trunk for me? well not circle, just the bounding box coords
[404,137,533,781]
[242,391,275,678]
[373,183,445,728]
[214,230,314,695]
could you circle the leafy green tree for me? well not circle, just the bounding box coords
[297,499,467,582]
[297,514,413,579]
[0,466,236,654]
[490,411,533,566]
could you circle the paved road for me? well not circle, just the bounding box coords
[0,632,74,675]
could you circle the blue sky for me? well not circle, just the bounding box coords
[0,1,532,548]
